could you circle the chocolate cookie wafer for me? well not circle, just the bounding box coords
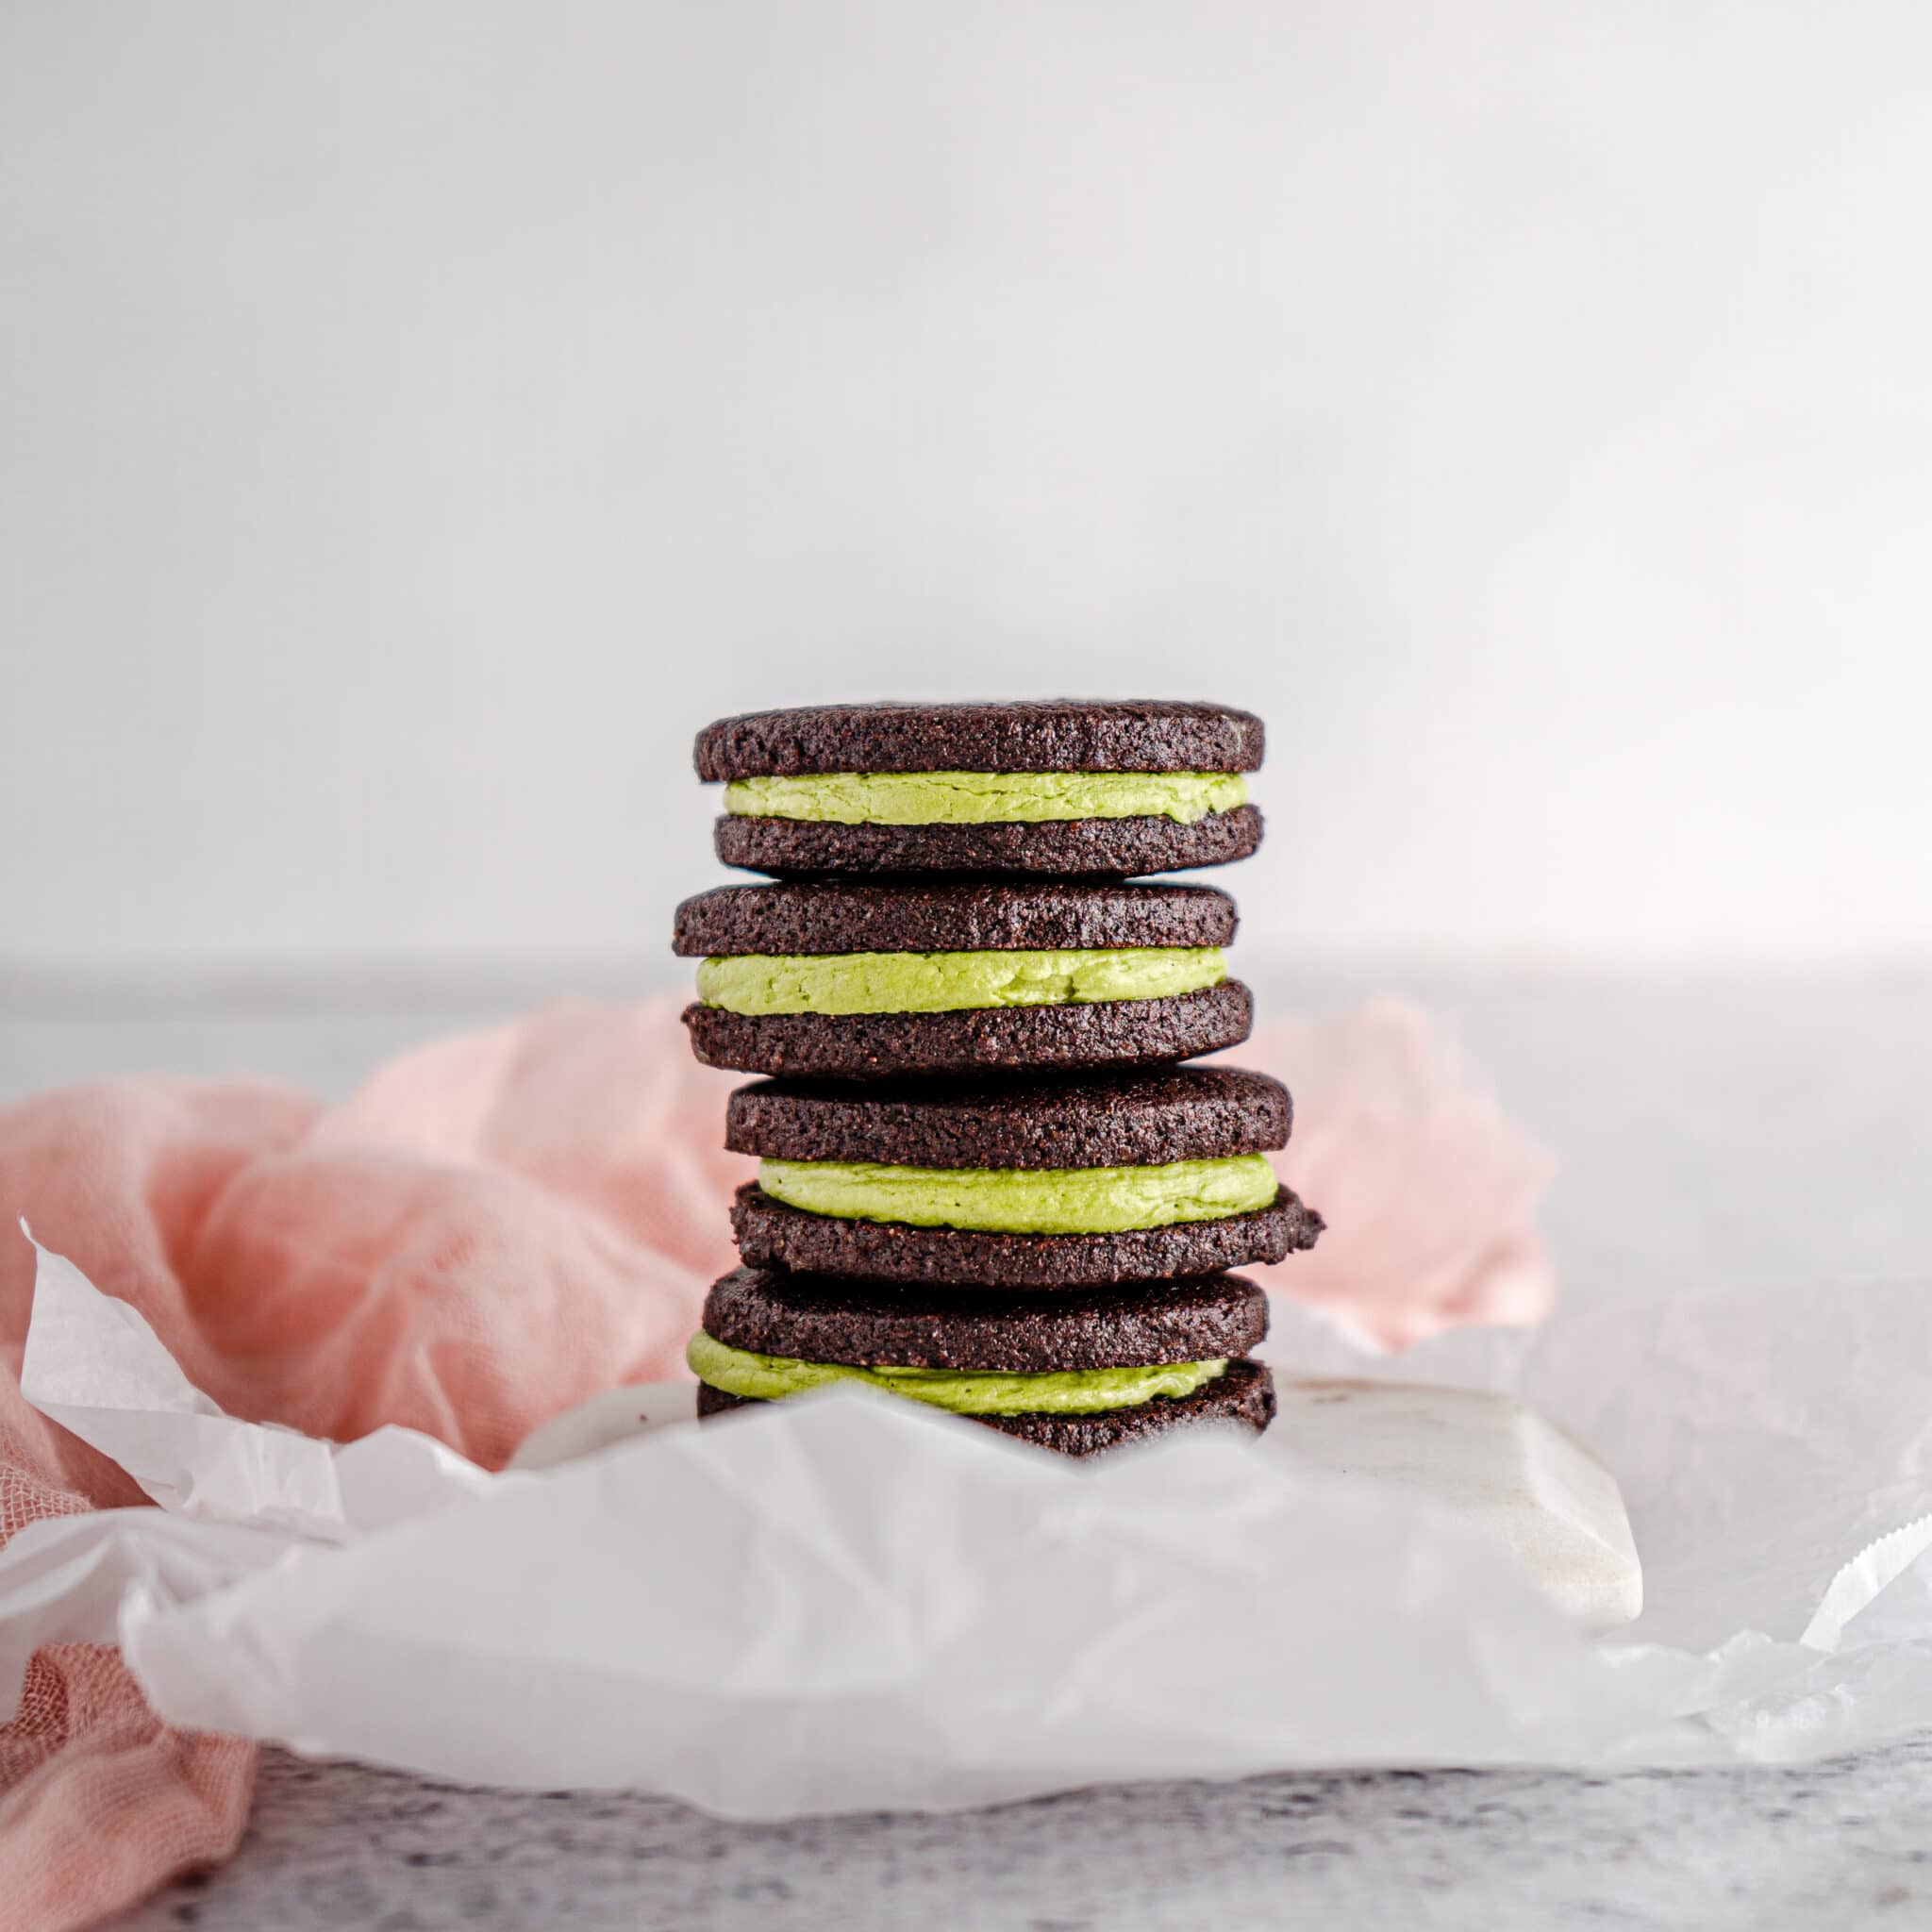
[698,700,1264,878]
[675,880,1253,1078]
[723,1066,1322,1287]
[690,1264,1277,1455]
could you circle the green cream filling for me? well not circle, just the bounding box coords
[688,1330,1227,1415]
[723,770,1248,825]
[758,1153,1279,1235]
[696,946,1225,1016]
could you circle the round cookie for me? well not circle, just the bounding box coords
[723,1067,1311,1288]
[675,881,1252,1078]
[714,805,1264,881]
[684,983,1253,1080]
[701,1265,1270,1371]
[725,1066,1291,1169]
[696,1357,1278,1456]
[694,701,1265,779]
[729,1182,1320,1289]
[696,701,1264,880]
[674,880,1237,956]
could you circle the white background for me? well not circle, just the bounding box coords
[5,1,1930,976]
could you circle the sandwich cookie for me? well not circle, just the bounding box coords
[675,880,1253,1077]
[724,1065,1322,1287]
[691,1265,1277,1455]
[698,700,1264,878]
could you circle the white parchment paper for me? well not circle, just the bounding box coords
[4,1233,1932,1816]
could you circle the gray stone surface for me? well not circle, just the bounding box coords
[7,962,1929,1928]
[117,1740,1932,1931]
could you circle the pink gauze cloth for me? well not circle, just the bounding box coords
[0,991,1552,1930]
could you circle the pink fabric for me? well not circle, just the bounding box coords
[0,991,1551,1927]
[1237,998,1557,1347]
[0,999,747,1929]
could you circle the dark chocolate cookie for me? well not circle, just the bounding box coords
[695,1357,1277,1455]
[729,1182,1323,1288]
[693,701,1265,780]
[673,880,1237,958]
[724,1065,1291,1168]
[683,982,1253,1079]
[713,804,1264,882]
[701,1265,1269,1371]
[675,882,1247,1076]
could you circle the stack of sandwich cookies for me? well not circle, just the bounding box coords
[675,699,1321,1456]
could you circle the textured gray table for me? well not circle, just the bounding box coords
[125,1740,1932,1931]
[5,963,1930,1930]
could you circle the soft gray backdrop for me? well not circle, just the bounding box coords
[5,0,1930,974]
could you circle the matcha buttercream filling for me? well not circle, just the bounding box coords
[688,1330,1228,1414]
[696,946,1225,1016]
[758,1152,1279,1234]
[723,770,1248,825]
